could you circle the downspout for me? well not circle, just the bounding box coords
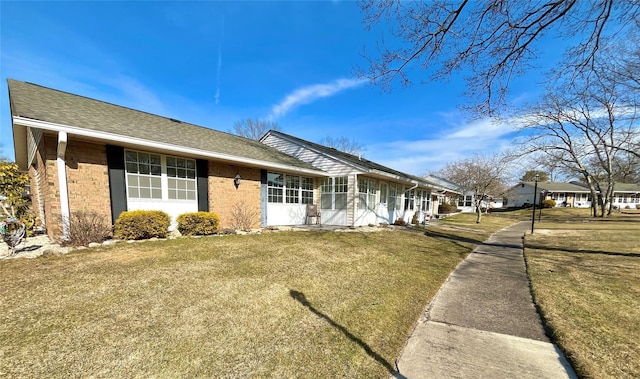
[57,131,70,239]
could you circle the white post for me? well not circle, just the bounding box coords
[57,131,70,239]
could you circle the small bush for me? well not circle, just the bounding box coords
[438,203,460,214]
[114,210,170,240]
[177,212,220,236]
[411,213,419,225]
[65,211,112,246]
[542,199,556,208]
[393,217,406,226]
[230,201,260,231]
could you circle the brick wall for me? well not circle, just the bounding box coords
[37,135,111,240]
[34,135,265,237]
[64,139,111,222]
[208,162,261,229]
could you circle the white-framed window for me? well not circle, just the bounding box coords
[404,189,416,211]
[551,193,566,202]
[267,172,284,203]
[269,172,315,204]
[166,156,196,200]
[379,183,388,205]
[419,190,431,212]
[388,183,397,210]
[126,151,162,199]
[321,176,348,210]
[301,177,314,204]
[577,193,591,202]
[286,175,300,204]
[125,150,196,201]
[458,195,473,207]
[357,177,377,210]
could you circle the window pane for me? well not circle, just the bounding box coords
[335,194,347,210]
[167,167,176,177]
[140,188,151,198]
[126,162,138,173]
[151,177,161,188]
[139,154,149,164]
[125,151,137,162]
[177,169,186,178]
[139,164,150,175]
[166,157,176,167]
[186,170,195,179]
[186,181,195,190]
[169,189,177,199]
[187,191,196,200]
[186,160,195,170]
[150,154,161,165]
[151,165,161,176]
[177,159,186,168]
[321,193,332,209]
[152,189,162,199]
[128,187,139,198]
[139,176,150,188]
[127,175,138,186]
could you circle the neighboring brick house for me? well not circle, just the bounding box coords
[261,131,448,226]
[9,79,326,240]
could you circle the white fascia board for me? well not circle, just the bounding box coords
[14,117,328,177]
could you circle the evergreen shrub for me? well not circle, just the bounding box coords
[176,212,220,236]
[114,210,170,240]
[438,203,460,214]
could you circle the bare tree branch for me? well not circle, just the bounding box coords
[233,119,281,141]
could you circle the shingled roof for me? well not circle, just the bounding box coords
[263,130,436,186]
[8,79,323,174]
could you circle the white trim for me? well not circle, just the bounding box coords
[13,117,328,177]
[57,131,70,239]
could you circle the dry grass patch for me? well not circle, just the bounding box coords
[1,230,477,378]
[525,218,640,379]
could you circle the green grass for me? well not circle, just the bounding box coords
[0,228,490,378]
[524,212,640,379]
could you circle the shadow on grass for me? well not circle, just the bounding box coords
[423,229,491,247]
[289,290,406,378]
[525,244,640,258]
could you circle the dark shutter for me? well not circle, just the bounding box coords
[197,159,209,212]
[106,145,127,223]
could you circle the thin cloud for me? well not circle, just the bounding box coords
[215,16,225,105]
[269,78,366,119]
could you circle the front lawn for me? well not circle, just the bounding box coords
[524,216,640,378]
[1,228,487,378]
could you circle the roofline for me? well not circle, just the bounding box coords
[13,117,328,176]
[263,130,438,187]
[262,130,371,172]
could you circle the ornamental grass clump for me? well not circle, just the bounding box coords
[176,212,220,236]
[114,210,170,240]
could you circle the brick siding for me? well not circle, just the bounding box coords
[208,163,261,229]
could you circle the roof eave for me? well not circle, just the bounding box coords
[13,116,328,177]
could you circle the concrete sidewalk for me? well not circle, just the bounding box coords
[394,221,577,379]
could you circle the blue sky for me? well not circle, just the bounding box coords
[0,1,558,176]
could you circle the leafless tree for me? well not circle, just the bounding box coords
[437,153,509,223]
[357,0,639,115]
[521,170,549,183]
[233,119,281,140]
[318,136,365,156]
[519,70,638,216]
